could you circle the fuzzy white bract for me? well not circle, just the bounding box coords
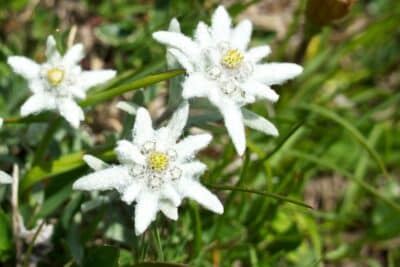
[73,102,223,235]
[153,6,303,155]
[0,170,12,184]
[7,35,116,128]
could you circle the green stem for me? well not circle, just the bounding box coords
[32,118,62,166]
[22,220,45,267]
[151,223,164,261]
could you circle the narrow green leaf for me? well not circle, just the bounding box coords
[80,69,185,107]
[298,103,390,178]
[207,184,313,209]
[83,246,119,267]
[20,149,115,193]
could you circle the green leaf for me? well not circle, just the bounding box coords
[80,69,185,107]
[83,246,119,267]
[206,184,313,209]
[20,149,115,193]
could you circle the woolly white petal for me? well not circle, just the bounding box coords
[168,18,181,33]
[182,73,213,99]
[83,155,108,171]
[20,94,57,117]
[63,43,85,66]
[175,134,212,161]
[116,140,146,166]
[252,63,303,85]
[45,35,61,63]
[79,70,116,91]
[231,19,252,51]
[0,171,12,184]
[167,101,189,142]
[181,161,207,177]
[73,166,131,193]
[242,80,279,102]
[211,5,231,42]
[121,182,142,204]
[134,192,159,235]
[179,179,223,214]
[152,31,200,61]
[168,48,194,73]
[161,184,181,207]
[245,45,271,63]
[159,201,178,221]
[58,98,84,128]
[29,79,46,94]
[7,56,40,80]
[242,108,279,137]
[216,99,246,156]
[132,108,154,145]
[194,21,212,47]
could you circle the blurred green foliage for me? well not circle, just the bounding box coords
[1,0,400,266]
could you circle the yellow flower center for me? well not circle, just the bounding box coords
[147,152,169,172]
[221,49,244,69]
[47,68,65,85]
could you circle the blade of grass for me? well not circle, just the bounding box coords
[298,103,390,179]
[206,184,312,209]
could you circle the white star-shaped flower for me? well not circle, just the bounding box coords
[153,6,303,155]
[73,102,223,235]
[7,35,116,128]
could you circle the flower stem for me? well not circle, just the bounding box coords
[151,222,164,261]
[32,117,62,166]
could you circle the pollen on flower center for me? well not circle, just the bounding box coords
[221,49,244,69]
[147,152,169,172]
[47,68,65,85]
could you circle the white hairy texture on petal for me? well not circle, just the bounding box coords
[242,80,279,102]
[7,56,40,80]
[161,184,181,207]
[180,161,207,177]
[73,166,131,193]
[167,101,189,142]
[121,182,141,204]
[245,45,271,63]
[134,192,159,235]
[79,70,116,91]
[231,19,252,51]
[175,134,212,161]
[252,63,303,85]
[45,35,61,63]
[168,18,181,33]
[57,98,84,128]
[159,201,178,220]
[29,79,46,94]
[20,94,57,116]
[194,21,212,47]
[214,98,246,156]
[211,6,231,42]
[242,108,279,137]
[168,48,194,73]
[181,73,213,99]
[116,101,139,115]
[179,179,223,214]
[116,140,146,166]
[0,171,12,184]
[152,31,200,61]
[63,43,85,66]
[154,127,170,151]
[83,155,108,171]
[132,108,154,145]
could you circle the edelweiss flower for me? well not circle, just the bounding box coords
[73,102,223,235]
[7,35,116,128]
[153,6,303,155]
